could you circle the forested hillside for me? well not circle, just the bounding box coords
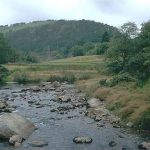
[0,20,118,58]
[0,33,20,64]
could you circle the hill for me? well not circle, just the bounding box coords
[0,20,118,58]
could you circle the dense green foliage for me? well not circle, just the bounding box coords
[0,65,9,85]
[136,109,150,131]
[0,32,39,64]
[106,21,150,84]
[0,33,20,64]
[0,20,117,58]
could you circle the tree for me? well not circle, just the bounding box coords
[107,21,150,83]
[120,22,138,38]
[134,21,150,80]
[101,31,110,42]
[106,22,138,73]
[96,42,109,55]
[71,45,85,56]
[107,33,132,70]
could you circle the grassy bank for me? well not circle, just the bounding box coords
[4,55,150,131]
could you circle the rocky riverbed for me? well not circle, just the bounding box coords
[0,82,149,150]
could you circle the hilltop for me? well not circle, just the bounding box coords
[0,19,117,58]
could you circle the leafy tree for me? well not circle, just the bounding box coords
[101,31,110,42]
[71,45,84,56]
[107,22,138,69]
[135,21,150,81]
[96,42,109,55]
[120,22,138,38]
[107,33,132,70]
[107,21,150,83]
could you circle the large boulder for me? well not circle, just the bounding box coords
[0,113,36,140]
[87,98,101,108]
[138,142,150,150]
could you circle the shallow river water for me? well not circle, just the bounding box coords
[0,83,149,150]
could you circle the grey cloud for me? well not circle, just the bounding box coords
[93,0,127,14]
[0,0,150,26]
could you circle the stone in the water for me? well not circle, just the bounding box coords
[109,141,117,147]
[0,100,8,109]
[31,87,41,92]
[72,102,84,107]
[73,136,92,144]
[52,81,60,87]
[113,124,120,128]
[94,116,102,122]
[9,134,23,145]
[28,100,35,104]
[97,123,105,128]
[126,122,133,128]
[15,142,22,148]
[0,113,36,139]
[50,109,57,112]
[29,139,48,147]
[58,95,71,102]
[138,142,150,150]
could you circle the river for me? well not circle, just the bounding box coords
[0,82,149,150]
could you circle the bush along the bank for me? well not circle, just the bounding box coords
[13,72,41,84]
[0,65,9,85]
[136,109,150,131]
[99,73,135,87]
[47,73,76,84]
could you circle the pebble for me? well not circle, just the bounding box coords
[29,139,48,147]
[73,136,93,144]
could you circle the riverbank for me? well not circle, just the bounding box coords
[0,82,149,149]
[4,55,150,131]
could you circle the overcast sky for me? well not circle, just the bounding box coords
[0,0,150,27]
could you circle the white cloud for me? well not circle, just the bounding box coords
[0,0,149,26]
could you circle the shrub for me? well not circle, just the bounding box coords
[108,102,125,111]
[107,61,123,74]
[121,108,134,120]
[99,79,107,86]
[0,65,9,85]
[109,73,135,87]
[14,72,29,84]
[99,73,135,87]
[13,72,41,84]
[47,73,76,84]
[93,88,110,100]
[136,109,150,131]
[78,73,91,80]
